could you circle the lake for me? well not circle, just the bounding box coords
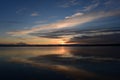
[0,46,120,80]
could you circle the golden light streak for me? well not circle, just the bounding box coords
[59,40,65,44]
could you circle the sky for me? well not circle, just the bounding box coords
[0,0,120,44]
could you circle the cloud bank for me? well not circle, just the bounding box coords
[8,10,120,36]
[7,9,120,44]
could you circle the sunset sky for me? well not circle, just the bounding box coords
[0,0,120,44]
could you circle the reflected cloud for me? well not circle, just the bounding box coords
[9,58,97,80]
[9,52,119,80]
[28,54,120,66]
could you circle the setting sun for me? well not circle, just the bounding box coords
[59,40,65,45]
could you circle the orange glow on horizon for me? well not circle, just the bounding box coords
[59,40,66,45]
[0,37,68,45]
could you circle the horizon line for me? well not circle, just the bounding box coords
[0,43,120,47]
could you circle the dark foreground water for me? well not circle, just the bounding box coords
[0,46,120,80]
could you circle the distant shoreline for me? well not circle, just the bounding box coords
[0,44,120,47]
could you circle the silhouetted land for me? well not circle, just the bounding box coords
[0,44,120,47]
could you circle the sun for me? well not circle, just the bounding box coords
[59,40,65,45]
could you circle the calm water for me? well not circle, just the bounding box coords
[0,46,120,80]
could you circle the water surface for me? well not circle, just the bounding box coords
[0,46,120,80]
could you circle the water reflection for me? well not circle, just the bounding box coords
[9,58,97,80]
[0,46,120,80]
[0,47,71,58]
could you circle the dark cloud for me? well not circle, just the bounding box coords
[67,33,120,44]
[66,29,120,44]
[30,29,77,38]
[30,28,120,44]
[30,32,63,38]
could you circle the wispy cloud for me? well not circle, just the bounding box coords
[16,8,27,14]
[65,12,84,19]
[104,0,113,5]
[104,0,120,6]
[0,21,23,24]
[104,0,120,10]
[59,0,80,8]
[82,0,99,11]
[83,3,99,11]
[7,10,120,39]
[35,20,48,24]
[30,12,39,16]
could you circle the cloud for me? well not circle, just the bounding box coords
[7,10,120,37]
[104,0,113,5]
[67,29,120,44]
[35,20,48,24]
[83,0,99,11]
[30,29,74,39]
[59,0,80,8]
[104,0,120,6]
[30,28,120,44]
[30,12,39,16]
[65,12,84,19]
[0,21,23,24]
[16,8,27,14]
